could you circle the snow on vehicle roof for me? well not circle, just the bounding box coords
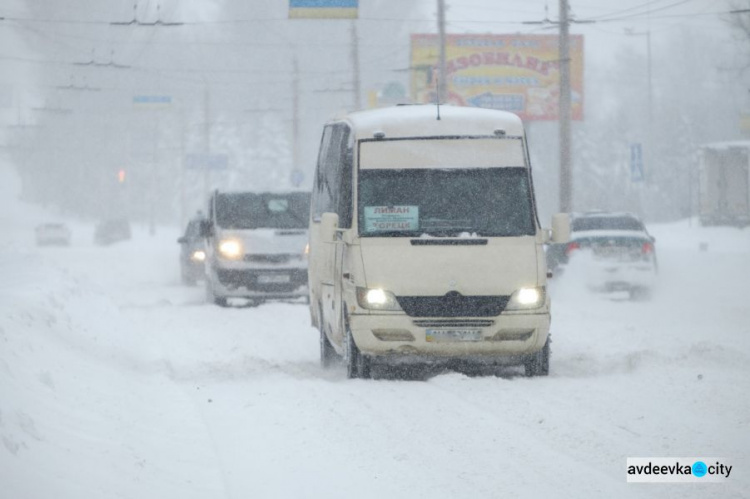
[570,230,650,240]
[572,211,641,219]
[335,105,525,140]
[216,189,311,196]
[699,141,750,150]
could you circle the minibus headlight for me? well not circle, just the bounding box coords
[218,239,243,260]
[506,286,545,310]
[356,287,402,311]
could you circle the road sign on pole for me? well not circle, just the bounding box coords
[630,143,644,182]
[133,95,172,109]
[185,153,228,170]
[290,169,304,187]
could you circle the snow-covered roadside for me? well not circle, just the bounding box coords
[0,231,227,497]
[1,161,748,498]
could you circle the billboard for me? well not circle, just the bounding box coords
[410,34,584,121]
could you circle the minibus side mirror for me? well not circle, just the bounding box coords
[551,213,571,244]
[320,212,339,243]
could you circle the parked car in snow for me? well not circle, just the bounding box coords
[94,218,131,246]
[177,216,207,286]
[35,223,71,246]
[548,212,657,300]
[203,190,310,307]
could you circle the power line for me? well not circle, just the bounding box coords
[592,0,697,23]
[586,0,685,21]
[1,8,730,28]
[110,3,183,26]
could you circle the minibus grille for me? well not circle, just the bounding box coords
[413,319,495,328]
[396,293,510,317]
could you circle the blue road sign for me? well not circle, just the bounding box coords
[133,95,172,109]
[185,153,228,170]
[290,170,304,187]
[630,143,644,182]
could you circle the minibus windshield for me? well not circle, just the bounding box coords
[216,192,310,230]
[358,168,535,237]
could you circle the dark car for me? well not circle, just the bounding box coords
[94,218,131,246]
[547,212,657,300]
[177,217,207,286]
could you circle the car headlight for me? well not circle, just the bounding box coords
[190,249,206,262]
[218,239,243,260]
[506,286,545,310]
[356,287,402,311]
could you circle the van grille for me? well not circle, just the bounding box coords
[216,268,307,291]
[396,292,510,317]
[244,254,300,264]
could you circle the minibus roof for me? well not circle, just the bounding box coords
[339,105,525,140]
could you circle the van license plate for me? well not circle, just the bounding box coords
[258,274,290,284]
[425,329,482,342]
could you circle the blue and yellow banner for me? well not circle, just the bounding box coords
[289,0,358,19]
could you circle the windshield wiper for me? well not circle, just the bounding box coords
[421,229,478,237]
[364,230,423,237]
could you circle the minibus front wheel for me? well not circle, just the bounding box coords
[345,314,371,379]
[524,337,550,377]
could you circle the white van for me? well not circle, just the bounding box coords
[203,190,310,306]
[308,105,569,378]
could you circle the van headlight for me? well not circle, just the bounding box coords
[356,287,402,311]
[218,239,243,260]
[190,249,206,262]
[506,286,545,310]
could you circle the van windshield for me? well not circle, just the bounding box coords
[216,192,310,230]
[358,168,535,237]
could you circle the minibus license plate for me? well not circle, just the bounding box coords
[426,329,482,342]
[258,274,290,284]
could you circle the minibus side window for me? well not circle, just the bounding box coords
[313,123,352,228]
[336,128,353,228]
[312,126,334,220]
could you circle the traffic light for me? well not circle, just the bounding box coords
[117,169,126,183]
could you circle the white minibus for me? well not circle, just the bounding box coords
[308,105,568,378]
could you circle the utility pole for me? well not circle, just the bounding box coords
[524,1,591,213]
[350,22,361,111]
[559,0,573,213]
[625,28,653,121]
[646,30,652,120]
[180,107,187,227]
[437,0,447,103]
[293,57,300,168]
[203,84,211,203]
[150,116,158,235]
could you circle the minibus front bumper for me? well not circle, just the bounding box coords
[349,311,550,360]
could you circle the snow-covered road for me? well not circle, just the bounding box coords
[1,176,748,498]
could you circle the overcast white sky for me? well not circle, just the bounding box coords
[0,0,744,221]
